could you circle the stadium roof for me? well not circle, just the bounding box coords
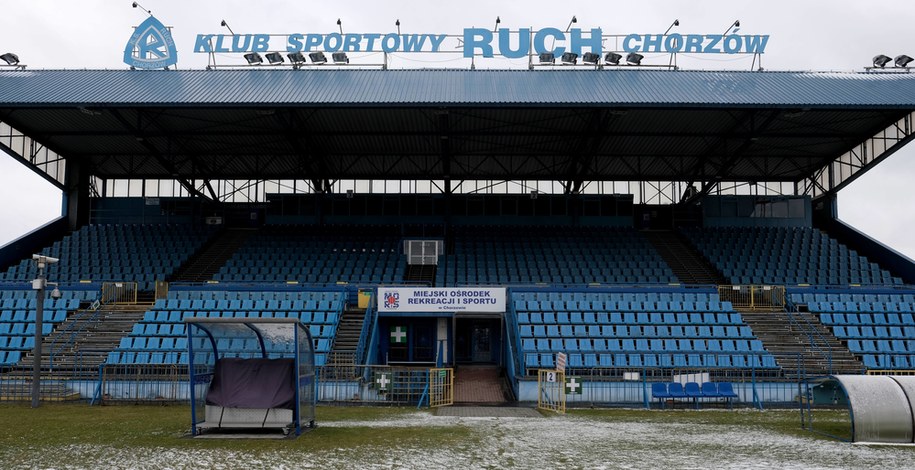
[1,68,914,198]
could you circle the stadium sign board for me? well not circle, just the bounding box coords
[192,28,769,58]
[378,287,506,313]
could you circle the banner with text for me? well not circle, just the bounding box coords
[378,287,506,313]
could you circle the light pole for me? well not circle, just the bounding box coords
[31,254,59,408]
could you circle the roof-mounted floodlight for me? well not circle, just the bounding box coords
[873,54,892,68]
[220,20,235,36]
[309,52,327,64]
[565,16,577,33]
[244,52,263,65]
[265,52,284,65]
[664,19,680,35]
[287,52,306,65]
[604,52,622,65]
[0,53,20,66]
[582,52,600,65]
[626,53,644,65]
[332,52,349,64]
[561,52,578,65]
[539,52,555,64]
[895,55,914,68]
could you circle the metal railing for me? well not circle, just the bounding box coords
[718,285,786,310]
[355,291,377,365]
[100,282,138,305]
[47,298,104,369]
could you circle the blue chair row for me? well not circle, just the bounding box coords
[810,301,915,313]
[651,382,739,408]
[521,338,765,353]
[848,339,915,354]
[519,324,754,339]
[862,355,915,369]
[0,323,55,336]
[512,292,718,303]
[156,298,342,311]
[0,336,36,350]
[820,313,915,326]
[0,298,81,310]
[833,326,911,339]
[516,300,730,313]
[525,353,778,369]
[168,290,342,301]
[0,310,68,323]
[109,347,332,365]
[792,293,915,305]
[0,350,22,365]
[517,312,742,325]
[142,310,340,324]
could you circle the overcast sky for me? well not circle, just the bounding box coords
[1,0,913,260]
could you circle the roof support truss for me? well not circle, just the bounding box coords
[803,111,915,201]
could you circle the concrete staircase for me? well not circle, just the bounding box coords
[404,264,436,286]
[21,303,150,373]
[643,230,726,285]
[324,307,367,379]
[740,308,862,377]
[171,228,255,282]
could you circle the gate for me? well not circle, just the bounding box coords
[100,282,138,305]
[537,369,566,413]
[718,285,785,310]
[429,367,454,407]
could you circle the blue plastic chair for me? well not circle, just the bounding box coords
[684,382,703,408]
[717,382,739,408]
[651,383,671,409]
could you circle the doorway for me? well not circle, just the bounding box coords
[454,317,501,364]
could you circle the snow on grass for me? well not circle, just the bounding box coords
[3,410,914,469]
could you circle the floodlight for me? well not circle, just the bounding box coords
[0,53,19,66]
[332,52,349,64]
[287,52,306,65]
[539,52,555,64]
[582,52,600,65]
[50,287,61,299]
[243,52,263,65]
[873,54,892,68]
[265,52,284,65]
[895,54,914,68]
[561,52,578,64]
[626,52,644,65]
[604,52,622,65]
[309,52,327,64]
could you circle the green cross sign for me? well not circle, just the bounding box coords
[565,376,582,395]
[390,325,407,344]
[374,372,391,391]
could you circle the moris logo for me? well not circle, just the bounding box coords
[384,292,400,309]
[124,15,178,69]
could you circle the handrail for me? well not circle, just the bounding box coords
[47,298,105,369]
[355,290,376,365]
[784,299,834,374]
[504,289,524,378]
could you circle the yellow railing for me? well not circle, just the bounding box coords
[867,369,915,376]
[428,368,454,407]
[537,369,566,414]
[100,282,138,305]
[718,285,786,310]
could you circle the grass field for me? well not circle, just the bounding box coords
[0,404,911,469]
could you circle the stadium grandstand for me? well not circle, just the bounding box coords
[1,66,915,406]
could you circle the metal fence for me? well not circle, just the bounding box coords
[100,282,138,305]
[718,285,786,310]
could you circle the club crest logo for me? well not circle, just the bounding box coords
[123,15,178,69]
[384,292,400,309]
